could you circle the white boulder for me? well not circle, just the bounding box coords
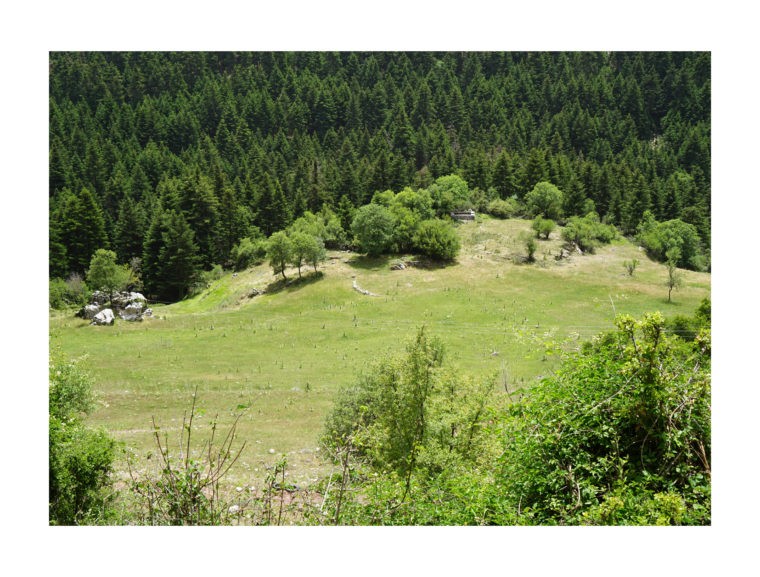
[91,308,115,326]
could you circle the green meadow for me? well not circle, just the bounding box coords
[49,217,711,487]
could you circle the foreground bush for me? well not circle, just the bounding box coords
[493,312,711,525]
[49,352,117,525]
[127,389,247,525]
[320,328,499,524]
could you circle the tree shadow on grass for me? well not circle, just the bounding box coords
[347,253,459,272]
[264,270,325,295]
[345,254,393,271]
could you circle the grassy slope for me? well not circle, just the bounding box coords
[49,217,711,486]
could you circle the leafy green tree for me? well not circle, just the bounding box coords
[322,327,498,520]
[305,235,327,273]
[86,249,134,302]
[323,328,444,493]
[413,219,461,262]
[351,203,396,257]
[428,174,471,216]
[266,230,293,280]
[637,216,706,271]
[524,181,564,220]
[289,231,318,278]
[666,247,683,303]
[289,208,346,250]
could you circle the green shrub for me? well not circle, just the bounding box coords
[413,219,461,261]
[531,215,556,239]
[321,328,499,524]
[49,353,117,525]
[127,390,247,525]
[469,187,496,213]
[231,236,267,271]
[49,274,91,309]
[486,198,521,219]
[494,312,711,525]
[561,212,618,253]
[637,213,707,271]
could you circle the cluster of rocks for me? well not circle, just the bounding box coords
[390,260,422,271]
[77,291,152,325]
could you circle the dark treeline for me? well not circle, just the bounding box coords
[49,51,710,298]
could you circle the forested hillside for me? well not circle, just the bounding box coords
[49,51,710,300]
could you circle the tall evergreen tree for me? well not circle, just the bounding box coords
[256,172,292,237]
[142,207,200,302]
[52,187,109,276]
[178,167,219,267]
[113,194,147,264]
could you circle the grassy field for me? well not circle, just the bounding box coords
[49,217,711,488]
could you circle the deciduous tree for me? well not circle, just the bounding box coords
[267,231,293,280]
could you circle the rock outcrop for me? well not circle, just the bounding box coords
[78,291,150,323]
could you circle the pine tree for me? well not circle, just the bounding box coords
[54,187,109,275]
[257,172,292,237]
[160,210,200,301]
[520,148,549,198]
[178,167,219,267]
[492,150,518,199]
[113,195,147,264]
[142,207,200,302]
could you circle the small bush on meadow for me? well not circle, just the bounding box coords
[487,198,521,219]
[561,212,618,253]
[49,273,91,309]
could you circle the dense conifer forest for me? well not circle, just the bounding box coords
[49,51,710,301]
